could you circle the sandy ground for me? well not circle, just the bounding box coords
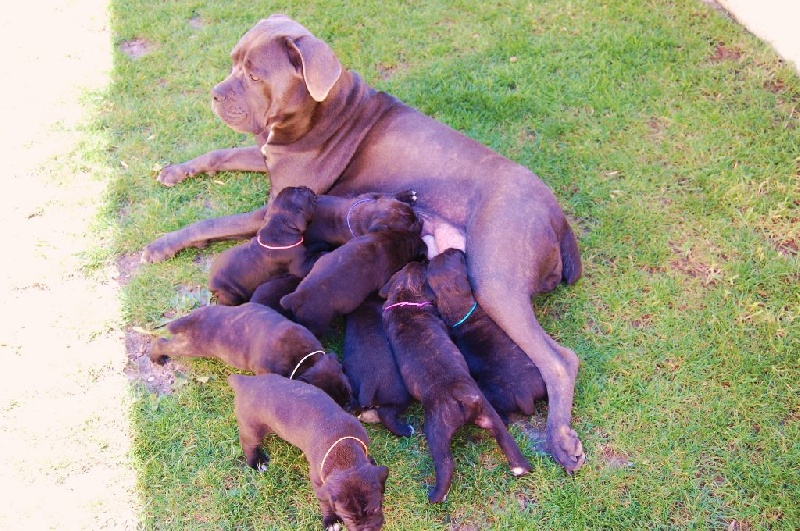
[0,1,140,528]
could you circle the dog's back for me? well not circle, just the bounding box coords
[281,229,427,336]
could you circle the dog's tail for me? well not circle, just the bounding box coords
[560,221,582,285]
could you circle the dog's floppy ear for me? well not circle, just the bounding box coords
[286,35,342,102]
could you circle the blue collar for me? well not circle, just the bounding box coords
[451,302,477,328]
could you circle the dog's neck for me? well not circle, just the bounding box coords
[433,293,479,328]
[319,436,370,483]
[261,71,399,198]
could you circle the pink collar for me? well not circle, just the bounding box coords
[257,233,304,250]
[383,301,432,312]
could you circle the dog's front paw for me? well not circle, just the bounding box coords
[396,189,417,205]
[141,237,178,263]
[323,515,342,531]
[156,163,196,187]
[547,425,585,473]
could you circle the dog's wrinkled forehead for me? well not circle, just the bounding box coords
[232,14,312,59]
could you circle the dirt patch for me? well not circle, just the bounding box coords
[668,242,723,285]
[710,44,743,63]
[119,38,152,60]
[189,14,205,30]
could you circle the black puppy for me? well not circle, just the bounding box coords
[427,248,547,423]
[229,374,388,531]
[343,295,413,437]
[150,303,353,408]
[208,186,321,306]
[280,230,427,337]
[379,262,532,503]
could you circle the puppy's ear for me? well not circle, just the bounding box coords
[286,35,342,102]
[376,465,389,485]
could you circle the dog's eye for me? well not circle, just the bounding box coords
[249,72,260,82]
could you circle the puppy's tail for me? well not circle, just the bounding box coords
[560,222,582,285]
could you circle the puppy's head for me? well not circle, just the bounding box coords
[257,186,318,246]
[299,353,355,411]
[426,248,473,305]
[149,307,210,364]
[354,194,422,235]
[211,14,342,141]
[318,464,388,531]
[378,261,433,305]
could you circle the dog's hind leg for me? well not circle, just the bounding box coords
[474,401,531,476]
[377,406,414,438]
[466,207,585,472]
[423,411,458,503]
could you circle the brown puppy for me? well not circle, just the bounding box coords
[427,248,547,424]
[208,186,320,306]
[379,262,532,503]
[150,303,353,408]
[142,14,585,471]
[306,190,420,246]
[228,374,388,531]
[280,230,427,337]
[343,295,413,437]
[249,274,302,315]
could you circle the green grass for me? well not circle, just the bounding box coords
[93,0,800,528]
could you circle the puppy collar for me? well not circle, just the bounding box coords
[289,350,325,380]
[345,198,373,238]
[451,302,477,328]
[257,233,304,250]
[383,301,432,311]
[320,436,369,484]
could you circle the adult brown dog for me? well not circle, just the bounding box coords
[142,14,585,471]
[229,374,388,530]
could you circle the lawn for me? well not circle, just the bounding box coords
[96,0,798,528]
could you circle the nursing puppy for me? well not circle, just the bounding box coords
[150,303,353,408]
[249,274,302,316]
[343,295,413,437]
[280,229,427,337]
[209,186,321,306]
[379,262,532,503]
[306,190,420,246]
[229,374,388,531]
[427,249,547,424]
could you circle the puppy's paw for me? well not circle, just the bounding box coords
[547,425,585,473]
[325,524,341,531]
[357,409,380,424]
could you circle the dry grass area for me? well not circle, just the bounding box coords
[0,0,140,528]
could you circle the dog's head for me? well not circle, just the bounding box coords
[425,248,474,312]
[353,193,422,235]
[378,261,433,305]
[299,352,355,411]
[257,186,318,246]
[211,14,342,142]
[317,464,388,531]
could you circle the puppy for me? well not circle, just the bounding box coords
[343,295,413,437]
[208,186,321,306]
[426,248,547,423]
[150,303,353,408]
[249,274,302,316]
[305,190,420,246]
[379,262,532,503]
[229,374,388,531]
[280,229,427,337]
